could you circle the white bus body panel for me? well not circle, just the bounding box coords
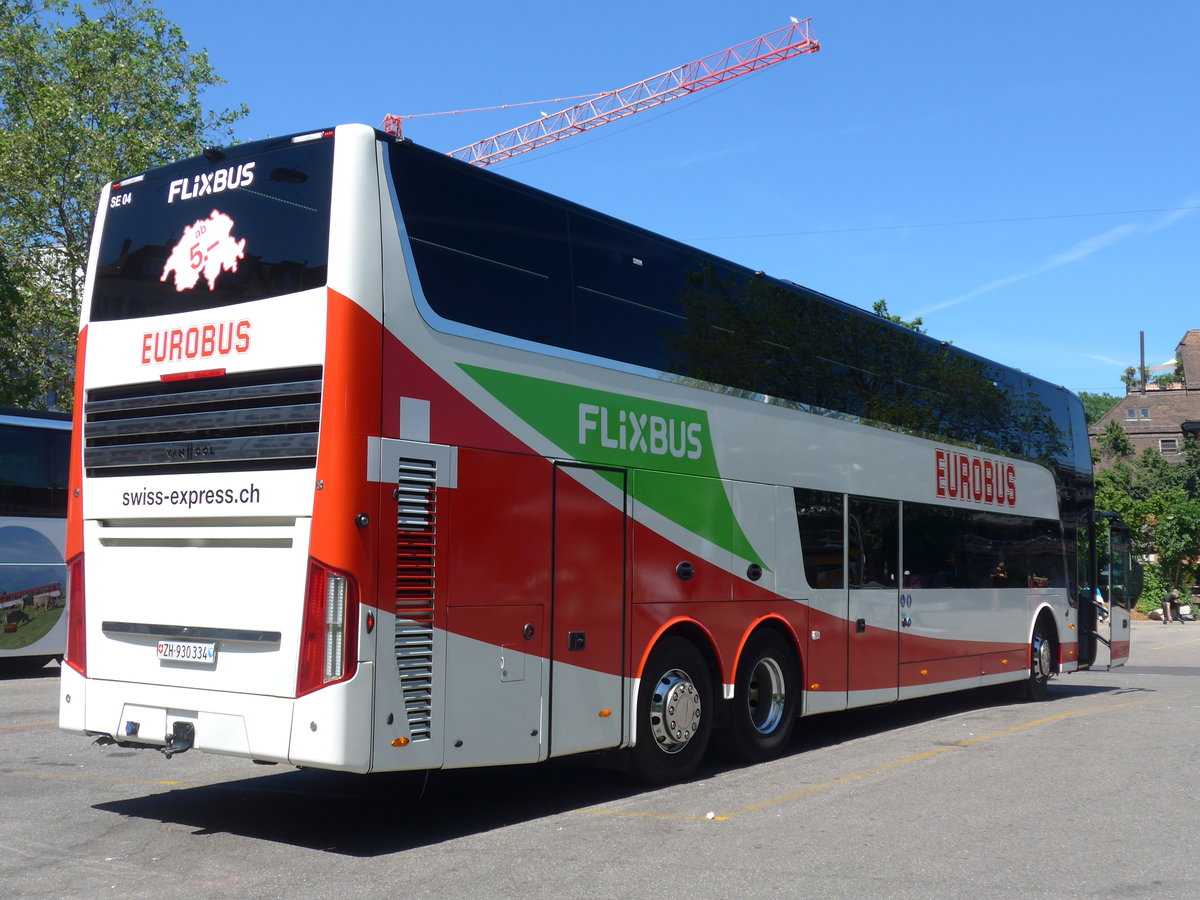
[81,510,312,695]
[82,289,327,388]
[440,628,546,768]
[547,658,623,759]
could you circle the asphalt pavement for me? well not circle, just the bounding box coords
[2,620,1197,898]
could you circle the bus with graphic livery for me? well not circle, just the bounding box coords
[1,408,70,668]
[59,125,1139,781]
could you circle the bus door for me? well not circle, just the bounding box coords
[847,497,900,704]
[1100,522,1137,668]
[549,463,626,758]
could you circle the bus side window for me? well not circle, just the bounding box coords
[0,424,62,517]
[794,488,844,590]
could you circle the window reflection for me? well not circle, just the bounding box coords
[391,142,1082,477]
[848,498,898,590]
[901,502,1066,590]
[794,488,844,590]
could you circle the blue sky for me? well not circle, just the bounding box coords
[161,0,1198,396]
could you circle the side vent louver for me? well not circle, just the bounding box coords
[83,366,322,477]
[394,457,437,742]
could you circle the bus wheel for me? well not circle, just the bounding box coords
[713,630,798,763]
[1019,619,1054,701]
[629,636,713,784]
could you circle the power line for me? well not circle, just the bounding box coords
[688,206,1200,241]
[389,93,605,121]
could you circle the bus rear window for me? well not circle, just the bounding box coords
[90,138,334,321]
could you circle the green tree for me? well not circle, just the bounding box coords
[1152,499,1200,592]
[1119,365,1148,391]
[871,299,926,333]
[0,0,247,410]
[1180,436,1200,498]
[1095,443,1200,608]
[1078,391,1120,427]
[1098,419,1134,460]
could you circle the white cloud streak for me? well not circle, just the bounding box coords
[914,198,1200,317]
[1081,353,1125,366]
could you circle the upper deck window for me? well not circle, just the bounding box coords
[387,141,1085,477]
[90,137,335,321]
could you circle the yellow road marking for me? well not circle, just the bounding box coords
[0,720,56,732]
[0,766,259,788]
[583,808,719,821]
[583,698,1155,822]
[2,770,188,786]
[724,698,1153,818]
[1148,636,1200,651]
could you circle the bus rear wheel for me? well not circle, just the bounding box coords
[713,630,798,763]
[629,636,713,784]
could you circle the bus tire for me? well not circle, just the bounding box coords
[713,629,798,764]
[629,636,713,784]
[1018,617,1054,701]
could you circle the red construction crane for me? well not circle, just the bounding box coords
[382,18,820,167]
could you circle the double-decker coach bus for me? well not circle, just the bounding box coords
[1,408,70,668]
[60,125,1139,782]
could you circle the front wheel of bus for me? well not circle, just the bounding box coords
[1019,619,1054,701]
[630,636,713,784]
[713,630,798,764]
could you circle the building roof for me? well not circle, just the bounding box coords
[1089,331,1200,465]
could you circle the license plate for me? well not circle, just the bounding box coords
[156,640,216,664]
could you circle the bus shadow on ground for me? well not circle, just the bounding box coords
[95,760,645,855]
[93,681,1130,857]
[769,680,1131,761]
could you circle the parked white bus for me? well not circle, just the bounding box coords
[0,408,70,667]
[60,125,1138,781]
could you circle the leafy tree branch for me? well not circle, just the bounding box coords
[0,0,247,409]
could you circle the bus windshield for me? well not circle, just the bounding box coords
[90,134,335,322]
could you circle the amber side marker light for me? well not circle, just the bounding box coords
[392,737,410,748]
[598,709,612,718]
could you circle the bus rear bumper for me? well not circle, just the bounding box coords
[58,663,375,772]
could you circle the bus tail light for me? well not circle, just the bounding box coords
[65,554,86,676]
[297,559,358,697]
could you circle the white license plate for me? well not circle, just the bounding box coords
[156,640,216,664]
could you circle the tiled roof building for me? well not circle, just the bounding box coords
[1090,330,1200,464]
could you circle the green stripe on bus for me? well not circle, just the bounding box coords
[461,364,764,567]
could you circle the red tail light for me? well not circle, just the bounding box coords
[65,554,86,676]
[297,559,358,697]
